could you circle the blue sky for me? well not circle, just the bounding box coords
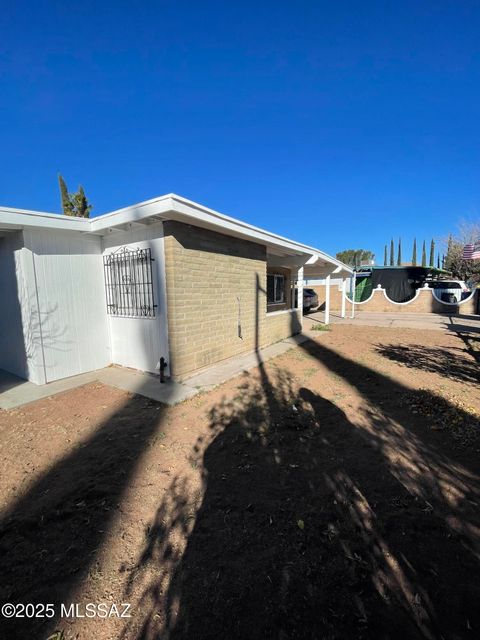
[1,1,479,262]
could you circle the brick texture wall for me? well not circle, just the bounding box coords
[265,309,302,344]
[309,284,344,312]
[163,221,301,378]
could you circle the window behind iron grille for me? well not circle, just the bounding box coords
[103,248,156,317]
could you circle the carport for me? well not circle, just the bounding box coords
[303,255,355,323]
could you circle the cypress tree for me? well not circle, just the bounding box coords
[412,238,417,266]
[445,235,453,271]
[421,240,427,267]
[397,238,402,266]
[71,185,92,218]
[390,239,394,266]
[58,174,73,215]
[429,239,435,267]
[437,253,440,269]
[383,245,387,266]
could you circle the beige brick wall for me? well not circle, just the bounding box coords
[163,221,301,378]
[309,284,344,312]
[264,309,302,344]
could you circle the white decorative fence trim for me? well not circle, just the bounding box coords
[430,289,476,306]
[345,286,477,308]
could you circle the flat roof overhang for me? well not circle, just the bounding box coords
[0,194,353,275]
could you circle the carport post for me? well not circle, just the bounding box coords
[341,277,346,318]
[297,265,304,317]
[325,274,331,325]
[350,271,356,318]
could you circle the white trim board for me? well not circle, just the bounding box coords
[1,194,353,275]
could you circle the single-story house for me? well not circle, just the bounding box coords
[0,194,353,385]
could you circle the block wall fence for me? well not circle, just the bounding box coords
[311,282,479,315]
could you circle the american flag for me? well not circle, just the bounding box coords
[474,239,480,261]
[463,239,480,260]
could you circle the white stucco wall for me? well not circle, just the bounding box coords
[21,228,110,383]
[0,232,30,380]
[102,221,169,376]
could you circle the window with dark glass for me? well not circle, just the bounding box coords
[267,274,285,304]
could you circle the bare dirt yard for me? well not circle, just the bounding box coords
[0,325,479,640]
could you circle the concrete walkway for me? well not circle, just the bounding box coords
[304,311,480,333]
[0,367,198,411]
[4,312,477,411]
[182,333,309,390]
[0,334,310,410]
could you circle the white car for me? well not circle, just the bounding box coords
[429,279,471,303]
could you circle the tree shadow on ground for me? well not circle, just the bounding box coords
[123,335,480,640]
[374,342,480,384]
[446,323,480,366]
[0,386,168,639]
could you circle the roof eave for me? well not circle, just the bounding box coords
[0,194,352,273]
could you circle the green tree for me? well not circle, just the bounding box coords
[437,254,440,269]
[429,239,435,267]
[57,175,93,218]
[421,240,426,267]
[443,222,480,284]
[389,239,394,266]
[412,238,417,266]
[70,185,93,218]
[58,174,73,216]
[397,238,402,266]
[383,245,387,266]
[335,249,374,267]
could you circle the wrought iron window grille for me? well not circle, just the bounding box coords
[103,247,157,317]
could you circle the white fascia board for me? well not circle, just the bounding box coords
[0,194,353,274]
[168,196,316,257]
[306,252,353,275]
[89,195,174,231]
[90,194,317,257]
[0,206,90,232]
[169,197,352,275]
[91,194,348,267]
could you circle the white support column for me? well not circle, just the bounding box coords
[325,273,331,325]
[350,272,356,318]
[297,266,304,328]
[341,277,346,318]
